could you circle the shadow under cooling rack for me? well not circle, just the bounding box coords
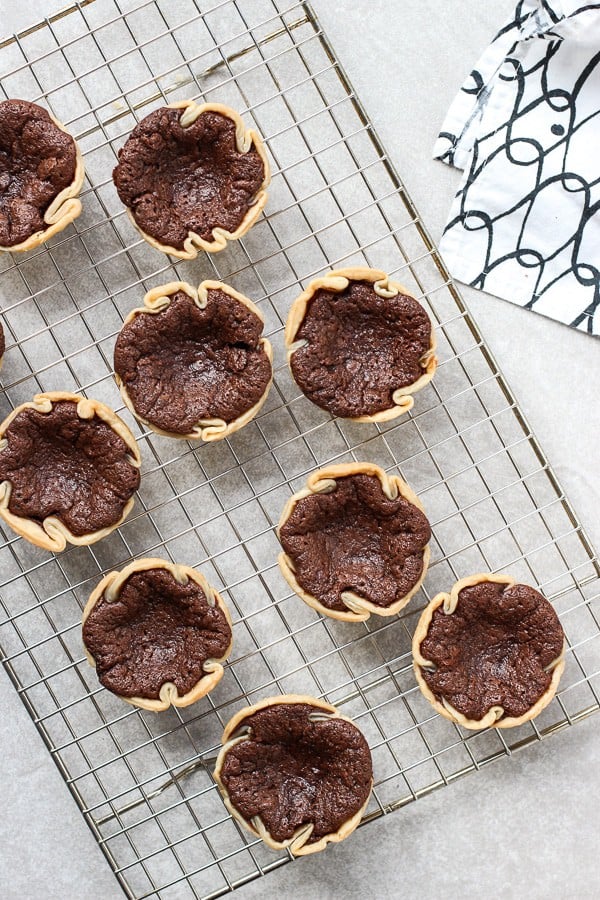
[0,1,599,898]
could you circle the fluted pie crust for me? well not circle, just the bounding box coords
[0,109,84,254]
[115,280,273,441]
[82,557,233,712]
[0,392,141,552]
[412,573,566,730]
[213,694,373,856]
[285,267,437,422]
[118,100,270,259]
[278,461,430,622]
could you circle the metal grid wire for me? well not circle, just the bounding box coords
[0,0,599,896]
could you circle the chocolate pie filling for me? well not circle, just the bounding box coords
[114,289,271,435]
[290,280,432,418]
[279,472,431,612]
[83,567,232,699]
[0,99,78,247]
[0,400,139,536]
[220,702,372,844]
[113,107,265,250]
[419,580,565,721]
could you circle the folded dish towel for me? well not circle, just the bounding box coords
[434,1,600,336]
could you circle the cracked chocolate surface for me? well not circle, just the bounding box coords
[290,279,432,418]
[0,400,140,537]
[114,289,271,435]
[113,107,265,250]
[83,567,232,699]
[279,472,431,612]
[220,702,372,844]
[419,580,565,721]
[0,99,78,247]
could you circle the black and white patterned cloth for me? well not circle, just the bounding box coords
[434,1,600,336]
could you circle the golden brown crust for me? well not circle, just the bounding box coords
[115,279,273,441]
[0,392,141,552]
[412,573,566,730]
[82,557,233,711]
[122,101,270,259]
[213,694,373,855]
[285,267,437,423]
[277,462,430,622]
[0,110,84,254]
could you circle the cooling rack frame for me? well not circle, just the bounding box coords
[0,1,599,897]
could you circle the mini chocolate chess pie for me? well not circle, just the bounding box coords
[278,462,431,622]
[82,558,233,711]
[214,695,373,855]
[113,280,273,440]
[112,100,269,259]
[413,574,566,729]
[285,267,437,421]
[0,392,141,552]
[0,99,84,252]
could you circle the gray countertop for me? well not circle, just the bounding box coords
[1,2,599,898]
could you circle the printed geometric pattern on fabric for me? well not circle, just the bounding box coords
[435,1,600,336]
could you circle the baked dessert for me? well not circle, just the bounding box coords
[82,558,233,711]
[278,462,431,622]
[413,573,566,729]
[214,695,373,855]
[0,392,141,551]
[0,99,84,252]
[285,267,437,421]
[114,280,273,440]
[112,100,269,258]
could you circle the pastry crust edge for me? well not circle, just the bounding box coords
[412,572,566,730]
[82,556,233,711]
[213,693,373,856]
[0,391,141,552]
[114,279,273,441]
[118,100,270,259]
[285,267,437,423]
[0,106,84,254]
[277,461,430,622]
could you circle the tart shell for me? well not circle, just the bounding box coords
[117,100,270,259]
[82,557,233,712]
[114,280,273,441]
[412,573,566,729]
[0,392,141,552]
[0,105,84,254]
[278,461,430,623]
[213,694,373,856]
[285,267,437,422]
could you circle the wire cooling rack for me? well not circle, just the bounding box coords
[0,1,599,897]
